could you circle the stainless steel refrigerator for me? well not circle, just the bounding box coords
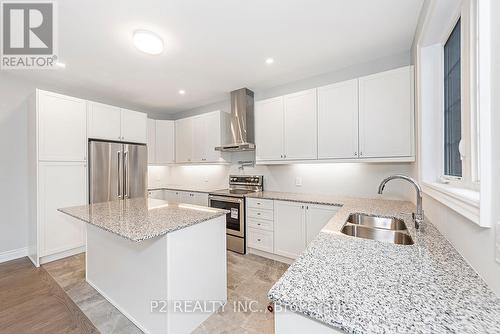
[89,140,147,204]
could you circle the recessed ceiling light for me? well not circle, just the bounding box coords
[133,30,164,55]
[265,58,274,65]
[55,62,66,68]
[178,90,186,95]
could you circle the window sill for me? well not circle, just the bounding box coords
[422,182,482,226]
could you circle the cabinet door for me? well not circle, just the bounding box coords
[191,116,206,162]
[155,120,175,164]
[317,80,359,159]
[305,204,339,245]
[203,111,223,162]
[255,97,284,161]
[121,109,147,143]
[39,162,86,256]
[178,191,193,204]
[147,119,156,164]
[284,89,317,160]
[38,91,87,161]
[148,189,164,200]
[192,193,209,206]
[88,102,122,141]
[359,66,413,158]
[164,190,180,202]
[274,201,306,259]
[175,118,193,163]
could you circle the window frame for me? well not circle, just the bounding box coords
[438,0,479,191]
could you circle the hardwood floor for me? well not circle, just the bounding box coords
[0,257,98,334]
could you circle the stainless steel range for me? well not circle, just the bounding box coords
[209,175,263,254]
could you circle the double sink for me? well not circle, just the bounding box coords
[341,213,414,245]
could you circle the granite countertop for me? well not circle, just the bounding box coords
[258,191,500,333]
[58,198,227,242]
[148,184,226,194]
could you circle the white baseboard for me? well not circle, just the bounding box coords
[39,246,86,265]
[248,248,294,265]
[0,247,29,264]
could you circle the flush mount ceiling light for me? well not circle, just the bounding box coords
[265,58,274,65]
[178,90,186,95]
[133,30,164,55]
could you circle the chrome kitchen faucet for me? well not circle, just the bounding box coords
[378,175,424,230]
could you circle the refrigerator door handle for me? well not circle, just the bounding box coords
[124,150,129,198]
[117,151,122,199]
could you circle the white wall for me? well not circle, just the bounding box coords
[411,0,500,296]
[0,74,31,255]
[170,51,411,120]
[150,162,416,201]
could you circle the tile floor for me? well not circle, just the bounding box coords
[43,251,289,334]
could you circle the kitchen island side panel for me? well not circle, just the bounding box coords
[86,224,168,334]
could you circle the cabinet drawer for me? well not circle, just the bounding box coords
[247,208,273,221]
[247,218,274,232]
[247,228,274,253]
[247,198,274,210]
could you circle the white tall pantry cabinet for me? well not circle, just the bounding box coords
[28,89,148,266]
[28,90,88,266]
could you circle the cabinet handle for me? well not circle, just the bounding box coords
[257,213,261,216]
[306,206,309,210]
[354,152,358,156]
[359,152,363,156]
[257,238,261,242]
[257,223,261,226]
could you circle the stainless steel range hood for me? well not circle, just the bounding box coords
[215,88,255,152]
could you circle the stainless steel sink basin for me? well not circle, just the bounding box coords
[346,213,407,231]
[341,224,414,245]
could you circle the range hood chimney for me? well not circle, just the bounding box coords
[215,88,255,152]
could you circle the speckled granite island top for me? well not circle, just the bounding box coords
[58,198,227,242]
[254,191,500,333]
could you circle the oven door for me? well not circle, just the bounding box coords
[209,195,244,238]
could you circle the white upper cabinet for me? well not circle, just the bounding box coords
[147,118,156,164]
[318,79,359,159]
[255,97,284,161]
[175,117,193,163]
[121,109,147,143]
[175,111,227,163]
[88,102,122,141]
[359,66,413,158]
[255,66,414,163]
[203,111,223,162]
[88,102,147,144]
[37,90,87,161]
[155,120,175,164]
[283,89,317,160]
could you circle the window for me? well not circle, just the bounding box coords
[443,19,462,178]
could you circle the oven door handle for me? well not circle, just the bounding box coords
[208,195,243,204]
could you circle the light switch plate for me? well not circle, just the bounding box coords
[295,177,302,187]
[496,222,500,264]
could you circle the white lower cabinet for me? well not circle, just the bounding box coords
[274,201,307,259]
[248,228,274,253]
[148,189,164,200]
[38,162,87,257]
[160,189,208,206]
[248,199,338,260]
[305,204,339,244]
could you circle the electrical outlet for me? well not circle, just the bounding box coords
[496,222,500,264]
[295,176,302,187]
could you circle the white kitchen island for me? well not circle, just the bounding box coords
[59,198,228,334]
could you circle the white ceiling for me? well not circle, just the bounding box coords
[4,0,423,114]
